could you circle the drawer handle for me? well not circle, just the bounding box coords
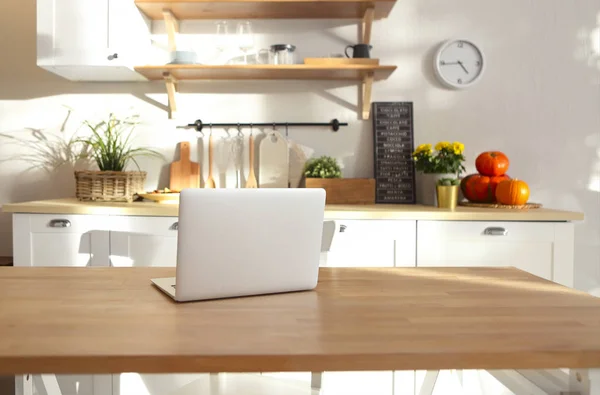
[170,222,179,231]
[48,219,71,228]
[339,224,347,233]
[484,227,507,236]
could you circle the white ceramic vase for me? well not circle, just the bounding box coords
[416,173,455,206]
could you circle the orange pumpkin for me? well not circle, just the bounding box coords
[495,179,530,205]
[475,151,510,176]
[460,174,511,203]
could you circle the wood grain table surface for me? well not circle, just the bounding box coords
[0,267,599,374]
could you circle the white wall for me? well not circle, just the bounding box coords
[0,0,598,291]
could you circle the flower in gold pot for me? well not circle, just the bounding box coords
[413,141,466,209]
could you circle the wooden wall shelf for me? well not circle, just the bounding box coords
[134,0,396,20]
[134,64,396,81]
[135,64,395,120]
[134,1,398,120]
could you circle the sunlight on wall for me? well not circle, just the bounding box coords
[586,135,600,193]
[592,12,600,57]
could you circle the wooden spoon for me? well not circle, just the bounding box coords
[205,133,216,188]
[245,133,258,188]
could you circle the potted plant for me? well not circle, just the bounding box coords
[413,141,466,209]
[304,156,375,204]
[75,114,162,203]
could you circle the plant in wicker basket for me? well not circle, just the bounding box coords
[75,114,162,202]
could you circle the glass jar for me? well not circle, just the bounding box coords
[268,44,296,65]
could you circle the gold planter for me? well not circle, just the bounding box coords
[436,185,459,210]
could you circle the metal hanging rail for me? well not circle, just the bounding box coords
[183,119,348,132]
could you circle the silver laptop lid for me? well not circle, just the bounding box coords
[175,189,326,301]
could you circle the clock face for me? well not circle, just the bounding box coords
[435,40,485,88]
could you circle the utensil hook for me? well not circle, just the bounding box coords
[285,122,289,139]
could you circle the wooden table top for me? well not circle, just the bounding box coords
[0,267,599,374]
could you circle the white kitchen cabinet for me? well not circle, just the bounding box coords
[416,221,574,286]
[37,0,150,81]
[109,216,179,267]
[326,220,416,268]
[12,214,110,267]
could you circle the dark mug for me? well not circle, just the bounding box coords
[345,44,372,58]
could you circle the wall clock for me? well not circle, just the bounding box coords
[434,39,485,89]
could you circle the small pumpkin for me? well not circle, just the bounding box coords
[475,151,510,176]
[495,179,530,205]
[460,174,511,203]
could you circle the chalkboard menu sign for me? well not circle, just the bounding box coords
[372,102,416,204]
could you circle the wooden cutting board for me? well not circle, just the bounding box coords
[170,141,200,190]
[259,131,288,188]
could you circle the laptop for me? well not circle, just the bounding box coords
[151,188,326,302]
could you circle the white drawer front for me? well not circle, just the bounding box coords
[327,220,416,268]
[29,214,110,233]
[417,221,556,280]
[109,216,179,236]
[418,221,554,242]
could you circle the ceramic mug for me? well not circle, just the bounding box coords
[345,44,372,58]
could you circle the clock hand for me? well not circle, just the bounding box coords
[441,61,459,66]
[457,60,469,74]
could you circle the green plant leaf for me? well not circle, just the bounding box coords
[76,114,163,172]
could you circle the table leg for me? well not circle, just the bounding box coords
[591,369,600,395]
[15,374,33,395]
[311,372,322,390]
[40,374,63,395]
[418,371,439,395]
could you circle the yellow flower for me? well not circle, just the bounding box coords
[413,143,432,156]
[452,141,465,155]
[435,141,451,151]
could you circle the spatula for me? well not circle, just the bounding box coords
[205,133,216,188]
[245,133,258,188]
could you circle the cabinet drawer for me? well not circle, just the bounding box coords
[109,216,179,236]
[327,220,416,268]
[334,220,415,239]
[418,221,555,242]
[29,214,110,233]
[417,221,557,280]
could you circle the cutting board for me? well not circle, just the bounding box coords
[170,141,200,190]
[259,131,289,188]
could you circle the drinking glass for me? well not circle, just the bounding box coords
[237,21,254,65]
[215,21,228,53]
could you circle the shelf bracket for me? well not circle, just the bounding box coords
[362,72,374,120]
[163,72,178,119]
[362,7,375,45]
[163,9,179,52]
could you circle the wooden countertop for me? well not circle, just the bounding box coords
[1,198,584,221]
[0,267,599,374]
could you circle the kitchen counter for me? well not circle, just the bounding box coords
[1,198,584,221]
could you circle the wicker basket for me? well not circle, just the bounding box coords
[75,171,146,203]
